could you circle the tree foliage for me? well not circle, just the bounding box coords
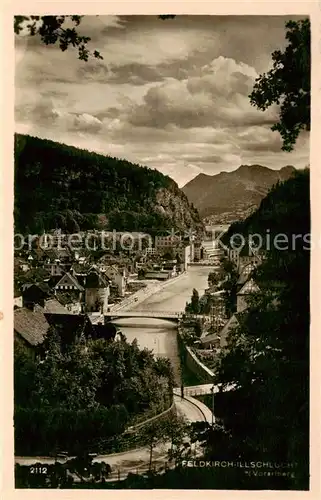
[14,15,176,62]
[15,455,112,488]
[249,19,310,151]
[14,334,174,456]
[185,288,200,314]
[212,169,310,489]
[14,15,103,61]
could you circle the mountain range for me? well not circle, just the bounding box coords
[182,164,296,221]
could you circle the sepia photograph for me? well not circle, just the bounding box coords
[12,13,310,490]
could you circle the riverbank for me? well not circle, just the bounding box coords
[109,271,187,313]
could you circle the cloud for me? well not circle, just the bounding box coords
[16,96,103,134]
[77,61,164,85]
[15,99,58,125]
[127,56,278,130]
[59,111,103,133]
[15,16,309,187]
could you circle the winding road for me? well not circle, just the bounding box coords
[15,394,213,477]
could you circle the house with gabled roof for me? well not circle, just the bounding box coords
[54,272,84,292]
[44,247,72,276]
[236,278,261,313]
[14,305,50,356]
[22,282,52,309]
[70,262,91,287]
[44,298,72,315]
[236,262,258,291]
[227,240,264,271]
[54,290,84,314]
[201,311,246,349]
[54,272,85,314]
[104,265,126,297]
[44,246,72,263]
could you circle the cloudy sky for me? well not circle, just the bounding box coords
[15,15,309,187]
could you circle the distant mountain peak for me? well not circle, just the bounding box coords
[182,163,297,219]
[238,164,266,170]
[281,165,295,173]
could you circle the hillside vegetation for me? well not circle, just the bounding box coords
[14,134,203,235]
[215,169,310,488]
[15,333,175,456]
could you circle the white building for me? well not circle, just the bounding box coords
[145,247,157,256]
[155,234,182,249]
[105,265,127,297]
[178,244,192,271]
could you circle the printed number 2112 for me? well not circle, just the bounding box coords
[30,467,47,474]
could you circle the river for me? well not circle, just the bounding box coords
[112,266,213,383]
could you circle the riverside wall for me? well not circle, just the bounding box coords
[177,326,215,384]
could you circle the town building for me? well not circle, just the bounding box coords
[104,265,127,297]
[144,270,171,281]
[194,243,204,261]
[201,312,244,349]
[155,234,182,250]
[14,282,23,308]
[14,305,50,357]
[162,261,177,277]
[14,294,23,309]
[84,266,110,314]
[22,282,52,309]
[54,272,85,314]
[227,242,264,271]
[236,278,260,313]
[236,262,258,291]
[43,298,71,314]
[145,247,157,256]
[177,243,192,271]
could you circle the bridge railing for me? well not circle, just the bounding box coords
[105,311,183,317]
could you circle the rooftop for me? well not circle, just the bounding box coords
[14,305,49,346]
[55,272,84,291]
[237,278,260,295]
[44,298,71,314]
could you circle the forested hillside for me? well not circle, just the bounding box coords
[215,169,310,488]
[14,134,203,234]
[221,168,309,251]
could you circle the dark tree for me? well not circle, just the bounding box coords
[249,19,310,151]
[214,170,310,489]
[14,15,103,61]
[190,288,200,314]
